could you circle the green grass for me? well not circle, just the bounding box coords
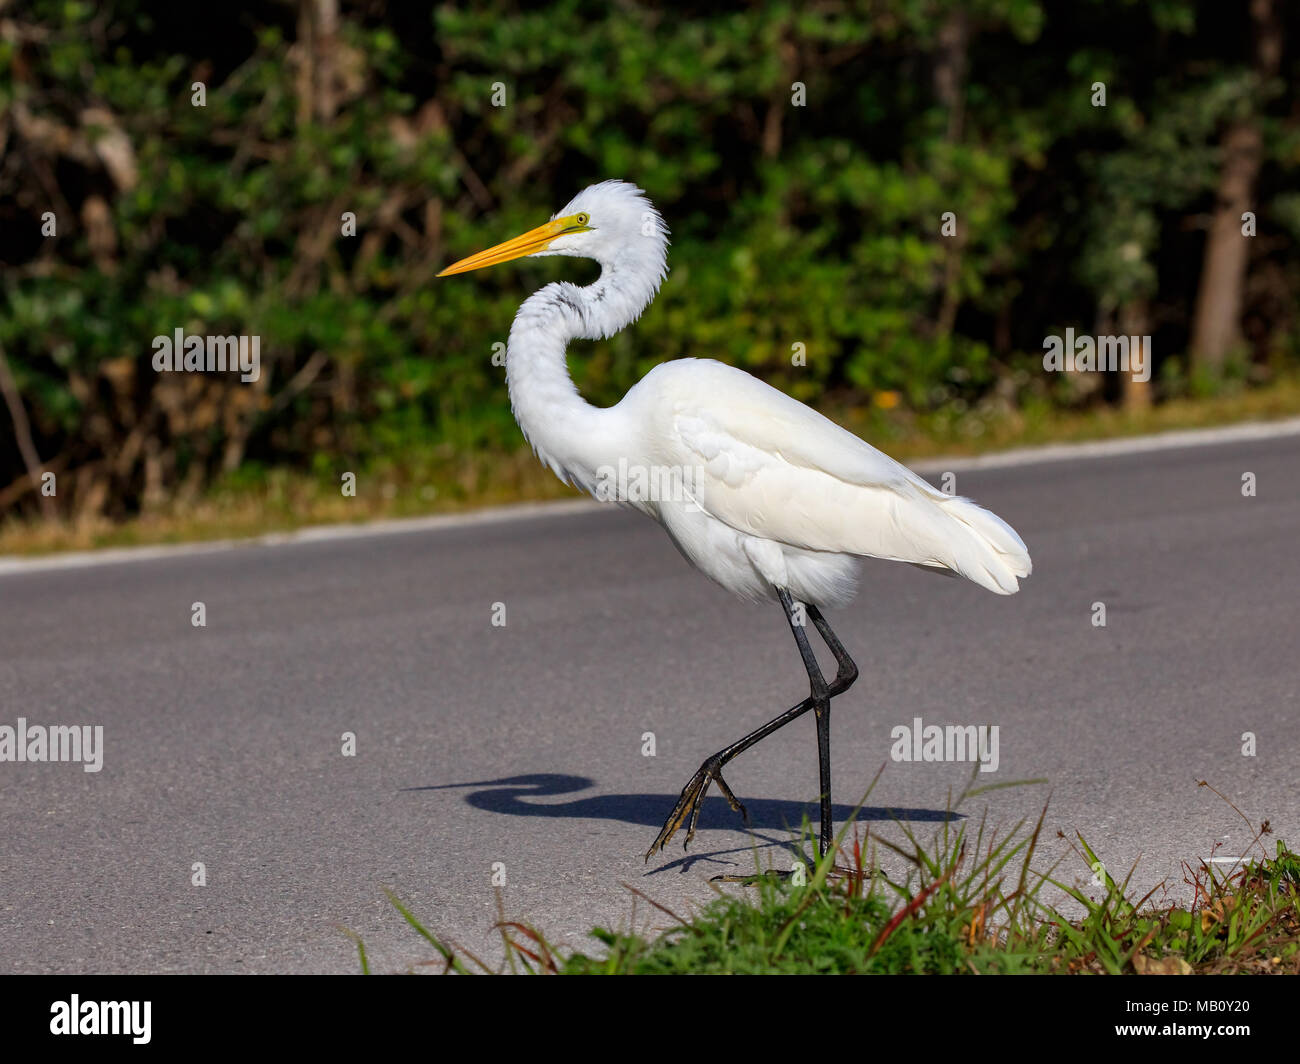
[356,778,1298,975]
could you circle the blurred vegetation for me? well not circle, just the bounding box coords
[1,0,1298,536]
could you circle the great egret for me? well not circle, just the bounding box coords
[438,180,1031,862]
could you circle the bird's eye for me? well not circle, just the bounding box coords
[576,213,589,226]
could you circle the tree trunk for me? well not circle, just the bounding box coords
[1188,122,1261,370]
[1188,0,1280,371]
[1119,299,1152,410]
[0,340,56,519]
[296,0,340,126]
[933,9,968,142]
[933,8,969,338]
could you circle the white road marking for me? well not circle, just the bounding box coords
[908,415,1300,474]
[3,416,1297,576]
[0,499,601,576]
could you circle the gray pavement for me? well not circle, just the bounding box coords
[0,428,1297,972]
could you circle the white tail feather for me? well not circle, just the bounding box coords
[935,495,1032,594]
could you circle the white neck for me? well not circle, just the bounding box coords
[506,258,663,496]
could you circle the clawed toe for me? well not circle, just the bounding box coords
[644,762,746,861]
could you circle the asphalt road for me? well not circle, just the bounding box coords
[1,426,1297,973]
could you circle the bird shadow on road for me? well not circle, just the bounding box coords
[405,772,960,874]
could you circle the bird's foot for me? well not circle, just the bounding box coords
[711,860,872,885]
[710,865,810,885]
[644,759,747,861]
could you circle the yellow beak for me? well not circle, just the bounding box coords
[438,214,588,277]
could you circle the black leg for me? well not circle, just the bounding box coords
[806,603,860,693]
[779,590,834,858]
[645,590,859,861]
[803,601,860,855]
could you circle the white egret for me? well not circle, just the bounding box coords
[438,180,1031,862]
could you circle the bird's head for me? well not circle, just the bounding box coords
[437,179,669,278]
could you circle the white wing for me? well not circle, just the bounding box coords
[632,359,1032,594]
